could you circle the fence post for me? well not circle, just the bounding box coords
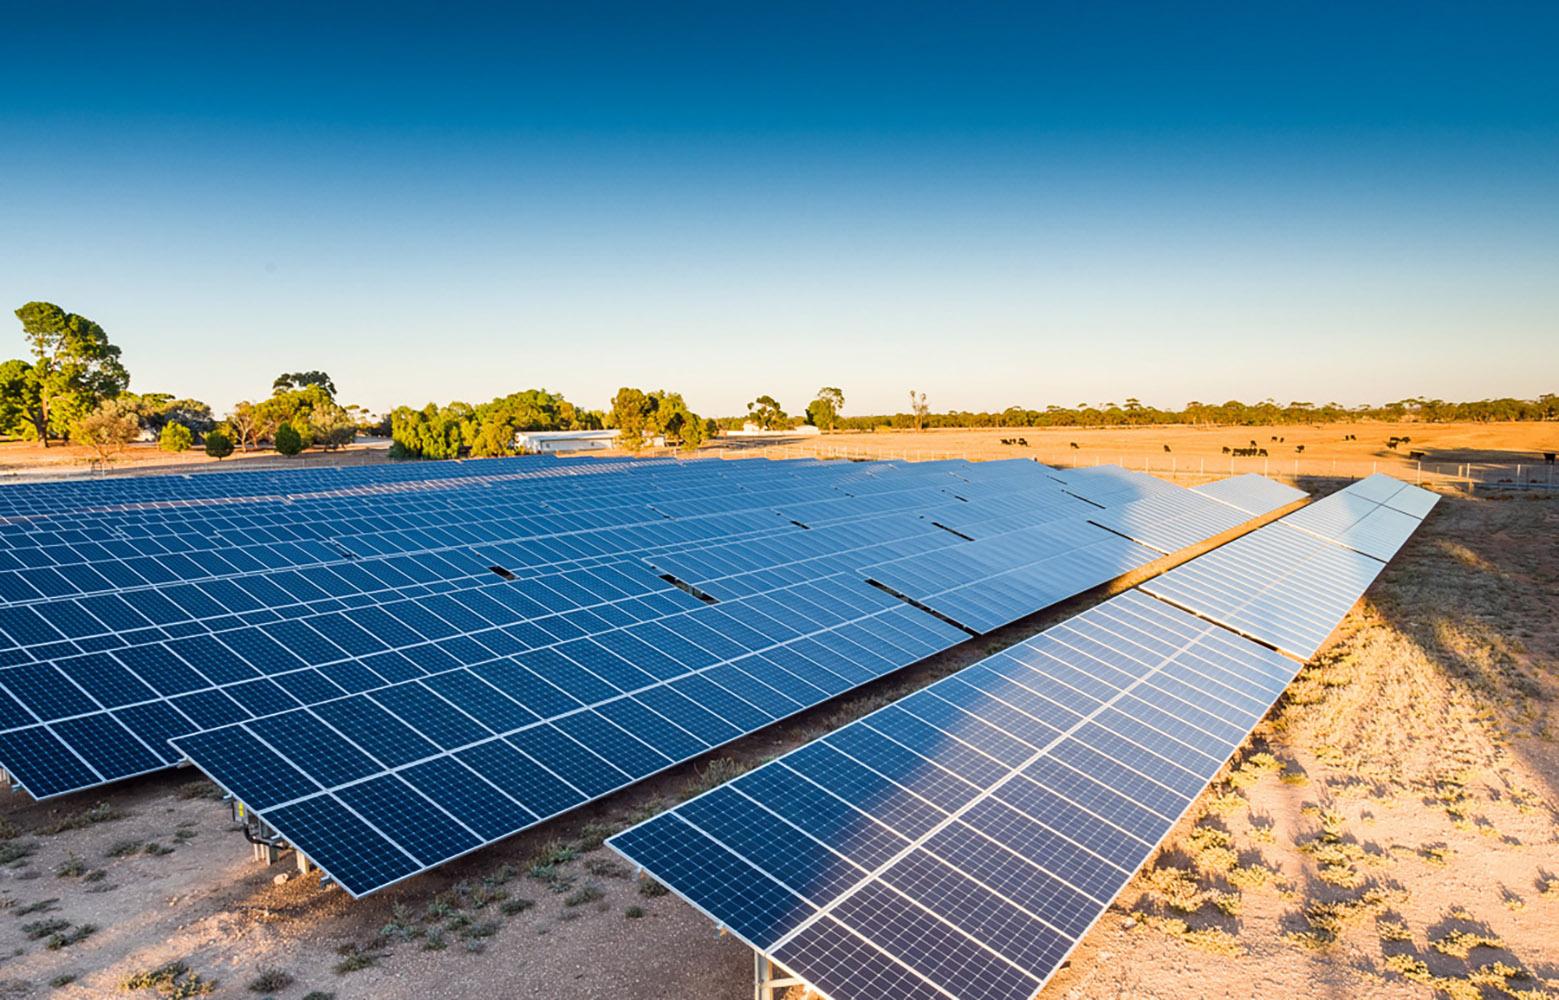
[1416,460,1421,486]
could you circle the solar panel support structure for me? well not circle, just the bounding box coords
[755,952,803,1000]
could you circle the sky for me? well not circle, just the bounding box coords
[2,2,1556,417]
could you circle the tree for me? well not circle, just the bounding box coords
[746,395,786,430]
[227,401,265,451]
[71,398,139,463]
[124,394,214,437]
[908,389,929,432]
[610,387,654,451]
[307,397,357,450]
[272,371,336,397]
[13,302,130,446]
[0,359,41,439]
[806,387,845,432]
[273,422,304,456]
[204,429,234,460]
[158,422,193,452]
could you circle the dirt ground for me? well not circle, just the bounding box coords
[0,489,1553,1000]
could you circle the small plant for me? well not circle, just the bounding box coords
[331,944,381,974]
[50,973,77,988]
[274,422,304,456]
[246,968,294,993]
[499,897,535,916]
[422,929,447,951]
[22,918,71,940]
[564,885,604,907]
[0,840,37,865]
[637,876,669,898]
[175,781,224,801]
[143,842,174,856]
[107,839,144,858]
[122,960,216,997]
[55,854,87,878]
[584,858,628,879]
[39,801,125,835]
[625,905,645,919]
[203,430,234,460]
[15,898,59,916]
[47,923,97,949]
[301,993,336,1000]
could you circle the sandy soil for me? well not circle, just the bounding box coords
[0,490,1553,1000]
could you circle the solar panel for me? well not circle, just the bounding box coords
[171,574,970,896]
[1191,472,1307,515]
[608,591,1302,1000]
[1280,474,1438,560]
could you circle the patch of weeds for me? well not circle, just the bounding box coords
[1419,843,1453,866]
[106,839,144,859]
[575,821,619,853]
[172,829,197,843]
[331,944,382,974]
[379,904,419,941]
[301,993,336,1000]
[1130,912,1244,956]
[40,802,125,836]
[121,960,216,997]
[482,864,516,887]
[687,758,749,795]
[1376,917,1413,942]
[46,924,96,950]
[1283,886,1396,949]
[528,839,578,870]
[1429,928,1503,959]
[637,876,669,898]
[83,868,107,883]
[499,897,534,916]
[1296,809,1368,888]
[14,898,58,916]
[421,929,447,951]
[462,920,500,940]
[584,858,628,879]
[21,918,71,941]
[49,973,76,988]
[142,842,174,857]
[1137,865,1239,916]
[468,885,509,909]
[175,781,224,801]
[246,968,294,993]
[54,855,87,878]
[564,885,604,907]
[625,905,645,919]
[0,842,37,866]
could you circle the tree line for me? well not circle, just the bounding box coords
[3,303,1553,466]
[720,391,1559,430]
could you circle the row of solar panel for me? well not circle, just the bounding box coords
[608,476,1436,1000]
[0,459,1084,798]
[174,582,971,894]
[609,591,1301,1000]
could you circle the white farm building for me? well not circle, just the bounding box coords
[513,429,619,453]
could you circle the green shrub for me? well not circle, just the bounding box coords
[158,422,193,452]
[203,429,233,460]
[274,422,303,456]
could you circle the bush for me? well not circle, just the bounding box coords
[158,422,193,452]
[274,422,304,456]
[203,429,234,460]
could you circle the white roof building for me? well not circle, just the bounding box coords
[513,429,619,453]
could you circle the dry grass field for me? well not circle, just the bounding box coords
[714,421,1559,483]
[0,482,1552,1000]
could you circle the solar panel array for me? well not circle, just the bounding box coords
[610,474,1436,1000]
[0,452,1302,899]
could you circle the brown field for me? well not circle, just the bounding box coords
[705,422,1559,488]
[0,482,1553,1000]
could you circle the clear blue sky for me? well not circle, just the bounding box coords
[3,2,1555,417]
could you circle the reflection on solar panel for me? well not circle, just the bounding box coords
[1191,472,1308,515]
[1142,476,1438,656]
[610,478,1435,1000]
[609,591,1302,1000]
